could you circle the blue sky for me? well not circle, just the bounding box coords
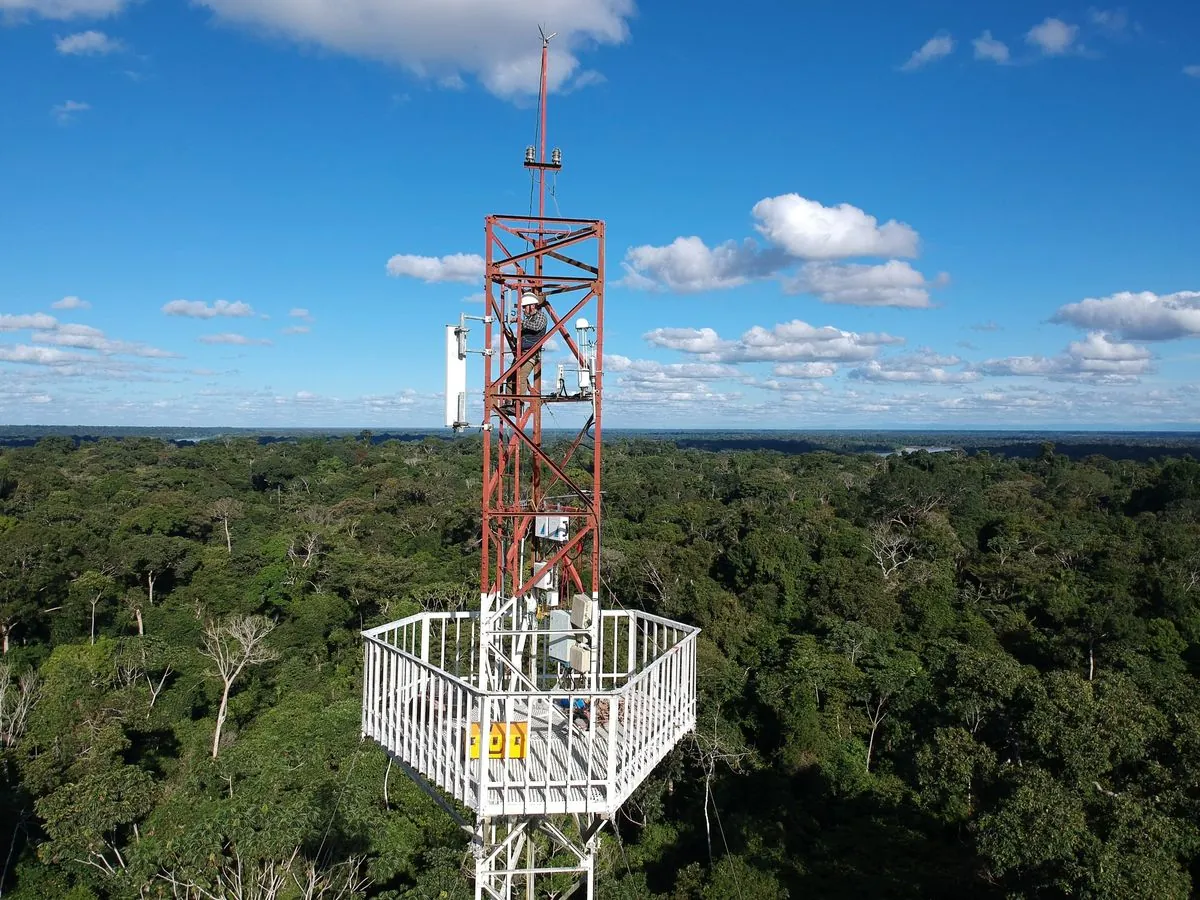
[2,0,1199,429]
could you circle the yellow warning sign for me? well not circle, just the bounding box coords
[468,722,528,759]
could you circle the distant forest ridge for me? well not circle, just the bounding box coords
[1,425,1199,461]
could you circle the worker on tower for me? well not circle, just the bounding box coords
[514,292,548,396]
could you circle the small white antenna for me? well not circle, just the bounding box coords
[538,25,557,45]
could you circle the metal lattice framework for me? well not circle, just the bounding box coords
[362,31,699,900]
[479,211,604,690]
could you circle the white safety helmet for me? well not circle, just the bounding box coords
[520,293,541,307]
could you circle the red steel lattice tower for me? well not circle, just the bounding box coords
[477,31,605,695]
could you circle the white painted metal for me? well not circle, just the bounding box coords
[362,608,698,820]
[444,324,467,428]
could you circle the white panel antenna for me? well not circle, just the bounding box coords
[444,324,468,430]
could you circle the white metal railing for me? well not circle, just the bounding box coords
[361,608,698,817]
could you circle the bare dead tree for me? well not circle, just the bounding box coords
[685,706,751,867]
[287,533,323,569]
[0,663,40,750]
[200,615,279,759]
[157,845,371,899]
[867,522,915,584]
[209,498,245,556]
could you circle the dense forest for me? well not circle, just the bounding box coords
[1,435,1198,898]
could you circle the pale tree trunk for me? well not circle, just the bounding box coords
[212,683,232,759]
[865,697,887,774]
[202,615,279,759]
[134,607,144,637]
[146,571,156,607]
[91,593,101,645]
[223,518,232,555]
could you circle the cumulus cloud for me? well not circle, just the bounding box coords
[850,358,979,384]
[752,194,919,260]
[641,327,727,355]
[288,307,314,321]
[645,319,903,364]
[0,345,81,366]
[386,253,484,284]
[198,333,273,346]
[1026,18,1079,55]
[192,0,633,98]
[51,295,90,310]
[0,313,58,331]
[980,332,1153,383]
[32,322,177,358]
[620,237,781,292]
[786,260,938,308]
[0,0,128,19]
[1050,290,1200,340]
[281,326,310,335]
[1186,65,1200,78]
[901,34,954,71]
[162,299,256,318]
[772,362,838,379]
[51,100,90,124]
[973,31,1010,63]
[55,29,123,53]
[621,194,925,294]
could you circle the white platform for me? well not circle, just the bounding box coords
[362,609,698,819]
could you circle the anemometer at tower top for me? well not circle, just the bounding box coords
[362,30,699,900]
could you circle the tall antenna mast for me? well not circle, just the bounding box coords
[364,31,699,900]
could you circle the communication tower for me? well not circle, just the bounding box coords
[363,31,699,899]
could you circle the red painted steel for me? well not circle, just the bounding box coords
[479,38,605,644]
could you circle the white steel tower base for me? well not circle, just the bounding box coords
[362,608,698,898]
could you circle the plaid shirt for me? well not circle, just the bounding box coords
[520,307,548,351]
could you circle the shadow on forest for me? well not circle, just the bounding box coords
[644,765,989,900]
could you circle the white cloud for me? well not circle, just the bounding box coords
[1026,18,1079,55]
[971,321,1002,332]
[772,362,838,378]
[1067,331,1151,362]
[288,307,314,321]
[973,31,1010,64]
[850,359,979,385]
[980,332,1153,383]
[0,0,127,19]
[1184,65,1200,78]
[162,299,256,318]
[1088,9,1128,33]
[31,322,177,358]
[0,345,81,365]
[646,319,903,364]
[901,34,954,71]
[752,194,919,260]
[0,313,58,332]
[1051,290,1200,340]
[620,194,927,295]
[386,253,484,284]
[198,333,273,346]
[51,295,90,310]
[192,0,633,98]
[642,327,727,355]
[786,260,937,308]
[607,355,738,381]
[621,237,779,292]
[51,100,90,124]
[55,29,123,54]
[281,326,310,335]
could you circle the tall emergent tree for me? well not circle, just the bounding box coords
[200,615,278,759]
